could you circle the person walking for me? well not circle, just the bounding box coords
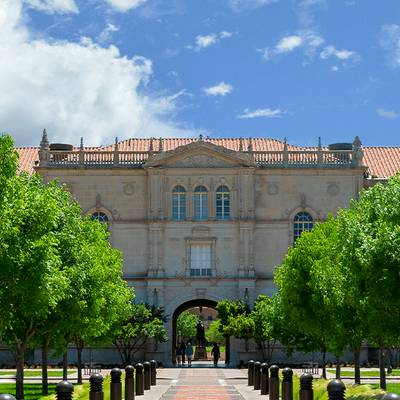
[176,343,182,367]
[179,341,186,365]
[211,343,220,367]
[185,341,194,367]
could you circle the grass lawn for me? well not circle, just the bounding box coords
[327,369,400,378]
[291,374,394,400]
[370,384,400,395]
[0,384,56,400]
[0,370,75,377]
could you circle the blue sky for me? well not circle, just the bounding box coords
[1,0,400,147]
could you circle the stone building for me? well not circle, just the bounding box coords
[12,132,400,365]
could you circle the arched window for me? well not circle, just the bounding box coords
[293,212,314,242]
[194,186,208,221]
[91,211,109,224]
[172,185,186,221]
[216,185,230,220]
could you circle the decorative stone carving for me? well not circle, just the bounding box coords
[267,183,279,195]
[123,183,135,196]
[192,226,210,237]
[144,140,255,168]
[327,182,340,196]
[196,288,206,298]
[169,155,237,168]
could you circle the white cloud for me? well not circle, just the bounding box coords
[106,0,148,12]
[380,24,400,68]
[190,31,234,51]
[0,0,193,146]
[97,22,119,43]
[260,32,323,60]
[195,34,217,49]
[23,0,78,14]
[275,35,303,53]
[228,0,277,12]
[203,82,233,96]
[237,108,287,119]
[377,108,399,119]
[320,45,357,60]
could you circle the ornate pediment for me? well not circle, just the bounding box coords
[144,140,255,168]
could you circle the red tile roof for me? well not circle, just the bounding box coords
[15,139,400,180]
[363,147,400,179]
[16,147,39,175]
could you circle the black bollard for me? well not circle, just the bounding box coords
[384,394,400,400]
[89,373,104,400]
[327,379,346,400]
[125,365,135,400]
[269,365,280,400]
[110,368,122,400]
[282,367,293,400]
[254,361,261,390]
[248,360,255,386]
[135,363,144,396]
[0,395,16,400]
[150,360,157,386]
[300,373,313,400]
[143,362,151,390]
[261,363,269,395]
[56,381,74,400]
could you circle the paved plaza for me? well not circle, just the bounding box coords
[146,365,266,400]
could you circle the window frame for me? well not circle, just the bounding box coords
[91,211,109,224]
[172,185,186,221]
[194,185,208,221]
[293,211,314,242]
[216,185,230,221]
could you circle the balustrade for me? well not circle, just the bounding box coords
[42,147,358,168]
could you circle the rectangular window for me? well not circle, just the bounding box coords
[194,193,208,221]
[190,244,212,276]
[172,193,186,220]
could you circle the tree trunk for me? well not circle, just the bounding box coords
[322,348,327,379]
[16,350,25,400]
[63,351,68,381]
[354,347,361,384]
[41,335,49,395]
[379,346,386,390]
[77,343,83,384]
[335,355,341,379]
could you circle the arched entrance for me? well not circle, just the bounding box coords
[171,299,230,365]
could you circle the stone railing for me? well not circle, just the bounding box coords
[46,150,149,167]
[252,149,356,167]
[37,134,363,169]
[38,147,362,168]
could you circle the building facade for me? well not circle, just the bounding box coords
[12,133,400,365]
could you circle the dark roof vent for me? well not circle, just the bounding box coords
[328,143,352,151]
[49,143,73,151]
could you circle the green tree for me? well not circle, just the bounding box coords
[176,311,198,342]
[205,320,224,345]
[216,300,253,350]
[251,295,279,363]
[111,303,168,365]
[275,217,345,379]
[337,176,400,388]
[0,136,73,399]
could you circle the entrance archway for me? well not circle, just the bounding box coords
[172,299,230,365]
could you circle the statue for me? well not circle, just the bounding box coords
[196,320,206,348]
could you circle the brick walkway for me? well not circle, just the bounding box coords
[161,368,245,400]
